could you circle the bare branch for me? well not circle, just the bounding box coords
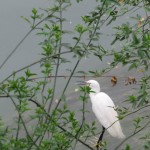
[0,11,55,70]
[114,120,150,150]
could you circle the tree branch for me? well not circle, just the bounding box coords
[0,50,71,84]
[114,120,150,150]
[28,98,94,150]
[1,89,39,149]
[0,11,55,70]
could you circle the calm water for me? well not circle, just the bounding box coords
[0,1,148,149]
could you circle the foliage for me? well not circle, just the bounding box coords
[0,0,150,150]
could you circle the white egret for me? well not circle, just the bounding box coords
[81,80,125,148]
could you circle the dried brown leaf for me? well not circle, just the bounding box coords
[111,76,117,86]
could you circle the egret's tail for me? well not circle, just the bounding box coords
[107,121,125,139]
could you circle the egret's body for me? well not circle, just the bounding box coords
[86,80,125,139]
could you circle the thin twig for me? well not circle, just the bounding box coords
[0,12,55,70]
[47,0,63,113]
[1,89,40,149]
[114,120,150,150]
[15,99,21,142]
[87,104,150,138]
[28,99,94,150]
[73,93,86,149]
[0,50,71,84]
[38,0,63,146]
[50,0,108,118]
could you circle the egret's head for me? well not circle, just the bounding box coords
[86,80,100,93]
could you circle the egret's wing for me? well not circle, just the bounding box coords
[91,92,125,138]
[97,92,115,107]
[92,92,117,127]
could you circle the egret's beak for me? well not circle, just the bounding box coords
[76,81,87,86]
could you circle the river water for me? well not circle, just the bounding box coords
[0,0,149,149]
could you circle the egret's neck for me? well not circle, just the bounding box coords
[89,92,98,104]
[89,92,95,99]
[89,88,99,98]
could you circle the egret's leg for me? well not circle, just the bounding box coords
[96,126,105,149]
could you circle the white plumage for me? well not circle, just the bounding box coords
[86,80,125,139]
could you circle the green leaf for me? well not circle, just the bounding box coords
[137,50,145,58]
[144,141,150,150]
[75,24,87,34]
[72,37,79,41]
[76,0,83,3]
[32,8,37,15]
[21,16,31,25]
[132,33,140,44]
[128,62,138,70]
[125,144,131,150]
[25,69,37,78]
[144,6,150,12]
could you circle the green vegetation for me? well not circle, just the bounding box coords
[0,0,149,149]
